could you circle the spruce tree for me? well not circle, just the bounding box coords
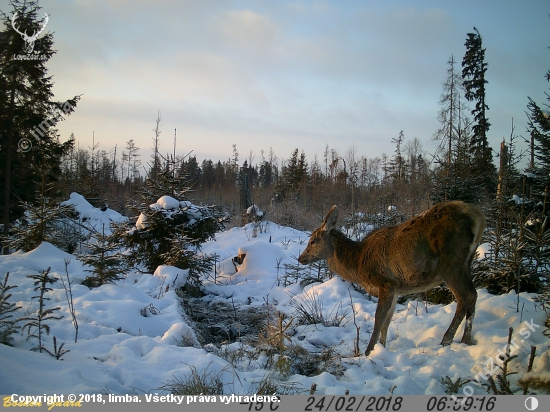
[122,139,140,197]
[276,148,309,200]
[0,272,21,346]
[6,184,77,252]
[259,160,273,188]
[117,159,227,274]
[526,68,550,205]
[0,1,81,253]
[388,130,406,183]
[476,139,542,295]
[21,268,63,353]
[462,27,496,199]
[432,56,479,202]
[525,50,550,334]
[78,225,129,288]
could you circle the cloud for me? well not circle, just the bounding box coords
[288,6,456,88]
[215,10,278,55]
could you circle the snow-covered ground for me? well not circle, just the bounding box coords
[61,192,128,234]
[0,197,548,395]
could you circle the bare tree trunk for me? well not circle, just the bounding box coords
[3,85,16,255]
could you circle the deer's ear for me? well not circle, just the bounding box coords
[322,205,338,232]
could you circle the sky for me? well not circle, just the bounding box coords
[2,0,550,168]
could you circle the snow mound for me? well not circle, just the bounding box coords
[0,240,218,394]
[246,204,264,217]
[135,197,213,231]
[153,265,189,289]
[155,195,180,210]
[135,212,148,230]
[61,192,127,232]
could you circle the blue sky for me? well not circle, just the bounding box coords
[2,0,550,167]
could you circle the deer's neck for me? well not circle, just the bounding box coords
[327,230,379,297]
[328,231,362,280]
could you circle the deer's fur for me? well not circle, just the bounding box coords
[298,201,485,356]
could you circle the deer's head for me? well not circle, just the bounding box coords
[12,11,49,54]
[298,205,338,265]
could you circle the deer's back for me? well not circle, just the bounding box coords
[358,201,484,291]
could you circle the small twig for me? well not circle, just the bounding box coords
[231,296,238,322]
[309,383,317,395]
[348,289,361,357]
[527,346,537,373]
[60,259,78,343]
[523,345,537,395]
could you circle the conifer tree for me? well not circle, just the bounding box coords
[475,135,543,296]
[432,56,479,202]
[259,160,273,188]
[525,49,550,334]
[0,1,81,253]
[276,148,309,199]
[181,156,201,187]
[122,139,140,197]
[6,184,76,252]
[0,272,20,346]
[526,67,550,205]
[78,225,129,287]
[117,158,227,274]
[150,111,162,181]
[21,268,62,353]
[462,27,496,199]
[388,130,406,183]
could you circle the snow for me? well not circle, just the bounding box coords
[476,242,491,259]
[246,205,264,217]
[156,195,180,210]
[135,213,148,230]
[60,192,127,233]
[135,196,209,230]
[1,218,549,396]
[510,195,525,204]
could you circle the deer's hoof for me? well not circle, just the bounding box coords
[364,343,380,357]
[461,337,477,345]
[440,337,452,347]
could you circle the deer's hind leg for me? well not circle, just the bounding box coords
[440,264,477,346]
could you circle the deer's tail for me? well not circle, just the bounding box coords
[468,205,486,254]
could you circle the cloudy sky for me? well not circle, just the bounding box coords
[2,0,550,167]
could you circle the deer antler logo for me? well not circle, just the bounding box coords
[11,11,49,54]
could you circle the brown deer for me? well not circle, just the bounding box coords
[298,201,485,356]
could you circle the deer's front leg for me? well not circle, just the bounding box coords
[365,287,396,356]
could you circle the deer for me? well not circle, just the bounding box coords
[298,201,485,356]
[12,11,49,54]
